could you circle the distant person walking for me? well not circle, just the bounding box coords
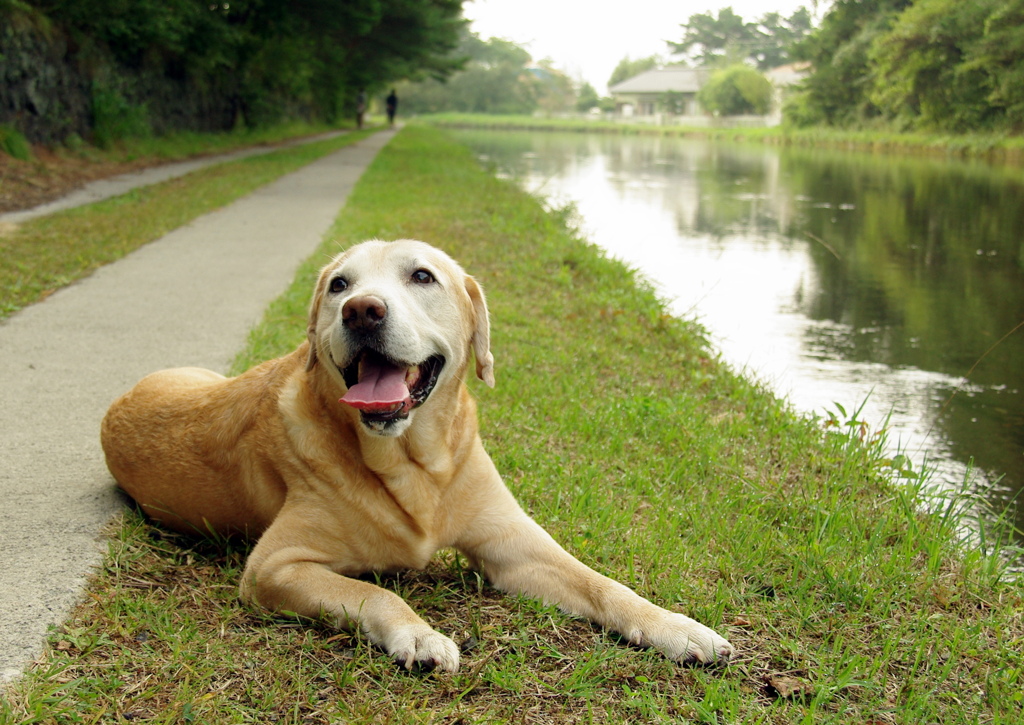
[356,90,367,129]
[386,89,398,126]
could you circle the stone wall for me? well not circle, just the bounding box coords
[0,19,92,144]
[0,14,237,145]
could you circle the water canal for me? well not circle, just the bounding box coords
[454,129,1024,544]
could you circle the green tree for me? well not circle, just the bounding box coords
[697,64,772,115]
[789,0,912,126]
[669,7,814,70]
[753,8,814,69]
[532,60,576,113]
[23,0,466,128]
[658,91,686,115]
[793,0,1024,130]
[32,0,243,71]
[576,81,600,112]
[669,7,755,66]
[398,33,539,114]
[869,0,998,131]
[966,0,1024,128]
[266,0,466,123]
[608,55,661,87]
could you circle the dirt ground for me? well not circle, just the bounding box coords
[0,147,160,214]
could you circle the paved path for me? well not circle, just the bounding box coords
[0,129,396,683]
[0,130,346,225]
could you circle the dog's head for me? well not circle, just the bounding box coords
[305,240,494,436]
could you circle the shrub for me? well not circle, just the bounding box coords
[91,86,152,148]
[698,64,772,116]
[781,89,824,128]
[0,124,32,160]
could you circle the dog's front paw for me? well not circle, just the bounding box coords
[383,624,461,673]
[634,612,734,666]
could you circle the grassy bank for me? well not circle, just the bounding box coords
[4,121,349,165]
[0,127,379,319]
[3,125,1022,724]
[94,122,350,163]
[424,113,1024,164]
[0,121,361,214]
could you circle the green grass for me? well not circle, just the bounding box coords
[423,113,1024,164]
[2,124,1022,724]
[62,120,351,164]
[0,128,380,318]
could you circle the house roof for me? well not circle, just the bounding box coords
[764,61,811,87]
[610,63,811,96]
[609,68,709,95]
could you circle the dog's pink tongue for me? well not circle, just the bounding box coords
[340,359,411,412]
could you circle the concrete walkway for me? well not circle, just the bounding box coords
[0,130,346,225]
[0,129,396,683]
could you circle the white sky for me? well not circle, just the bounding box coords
[463,1,825,93]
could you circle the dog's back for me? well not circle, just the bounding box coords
[101,354,300,536]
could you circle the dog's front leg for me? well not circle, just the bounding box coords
[240,523,461,672]
[458,497,734,665]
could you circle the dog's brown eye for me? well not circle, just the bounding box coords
[329,277,348,294]
[411,269,434,284]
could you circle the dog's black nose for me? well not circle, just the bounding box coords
[343,295,387,333]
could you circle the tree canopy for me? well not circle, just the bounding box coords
[14,0,467,127]
[698,64,773,116]
[397,33,538,114]
[397,32,583,115]
[791,0,1024,132]
[669,6,813,69]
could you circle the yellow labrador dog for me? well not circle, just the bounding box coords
[101,239,733,672]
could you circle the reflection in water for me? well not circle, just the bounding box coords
[456,130,1024,542]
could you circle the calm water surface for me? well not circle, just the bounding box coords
[455,130,1024,542]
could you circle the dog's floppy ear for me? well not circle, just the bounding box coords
[464,274,495,387]
[305,260,335,372]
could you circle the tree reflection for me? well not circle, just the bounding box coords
[456,129,1024,530]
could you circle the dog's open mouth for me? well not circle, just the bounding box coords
[338,350,444,424]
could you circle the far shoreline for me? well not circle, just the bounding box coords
[420,113,1024,166]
